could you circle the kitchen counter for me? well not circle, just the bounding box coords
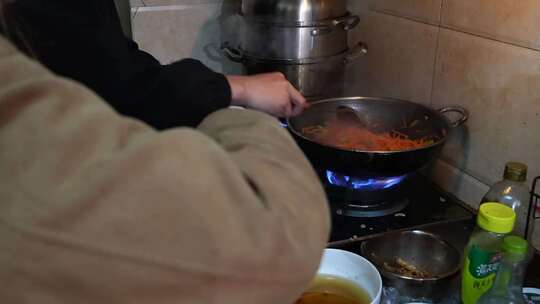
[330,217,540,301]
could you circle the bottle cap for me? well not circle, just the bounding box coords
[503,162,527,182]
[477,203,516,234]
[503,235,528,255]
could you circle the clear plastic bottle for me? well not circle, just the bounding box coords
[477,236,529,304]
[461,203,516,304]
[481,162,529,237]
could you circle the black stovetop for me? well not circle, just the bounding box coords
[325,174,474,243]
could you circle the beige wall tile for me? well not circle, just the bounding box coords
[130,0,145,7]
[423,159,489,207]
[348,0,370,14]
[132,4,242,74]
[372,0,443,25]
[345,11,439,105]
[432,29,540,188]
[442,0,540,50]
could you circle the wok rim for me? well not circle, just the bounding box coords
[287,96,452,155]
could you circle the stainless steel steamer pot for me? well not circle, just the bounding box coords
[241,0,349,24]
[223,44,367,98]
[239,14,359,60]
[223,0,366,98]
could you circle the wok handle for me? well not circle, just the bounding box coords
[438,106,469,128]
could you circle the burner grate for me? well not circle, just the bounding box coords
[334,198,410,218]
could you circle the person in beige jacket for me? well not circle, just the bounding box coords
[0,32,330,303]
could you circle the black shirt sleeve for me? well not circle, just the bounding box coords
[10,0,232,129]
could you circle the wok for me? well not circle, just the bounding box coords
[286,96,468,177]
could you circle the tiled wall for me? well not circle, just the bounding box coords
[346,1,540,231]
[130,0,242,74]
[130,1,540,228]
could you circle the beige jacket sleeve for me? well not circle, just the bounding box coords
[0,36,330,304]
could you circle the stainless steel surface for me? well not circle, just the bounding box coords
[336,105,369,129]
[226,1,366,99]
[360,230,462,300]
[243,54,347,98]
[222,44,367,98]
[330,216,540,297]
[222,42,367,64]
[239,16,358,60]
[288,96,468,152]
[242,0,348,25]
[285,96,469,177]
[345,42,368,63]
[439,106,469,128]
[330,218,476,301]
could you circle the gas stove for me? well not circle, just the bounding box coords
[319,170,474,243]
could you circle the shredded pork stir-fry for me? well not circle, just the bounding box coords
[301,117,434,152]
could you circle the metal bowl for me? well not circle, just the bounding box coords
[360,230,461,300]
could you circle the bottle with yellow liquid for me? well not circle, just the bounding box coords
[481,162,529,237]
[461,203,516,304]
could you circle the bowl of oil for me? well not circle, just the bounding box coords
[295,248,382,304]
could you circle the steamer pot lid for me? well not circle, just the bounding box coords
[241,0,348,23]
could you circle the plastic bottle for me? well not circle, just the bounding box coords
[477,236,529,304]
[461,203,516,304]
[481,162,529,237]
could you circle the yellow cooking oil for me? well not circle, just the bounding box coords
[295,274,371,304]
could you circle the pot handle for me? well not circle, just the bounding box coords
[221,42,245,63]
[344,42,368,64]
[311,26,333,36]
[438,106,469,128]
[333,15,360,31]
[312,15,360,36]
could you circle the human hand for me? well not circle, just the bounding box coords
[226,73,308,117]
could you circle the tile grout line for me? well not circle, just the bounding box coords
[440,24,540,53]
[371,8,439,27]
[428,0,445,108]
[429,1,476,189]
[375,9,540,53]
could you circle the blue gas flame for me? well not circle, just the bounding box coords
[326,170,407,191]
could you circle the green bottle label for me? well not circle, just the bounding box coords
[461,246,502,304]
[468,245,502,278]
